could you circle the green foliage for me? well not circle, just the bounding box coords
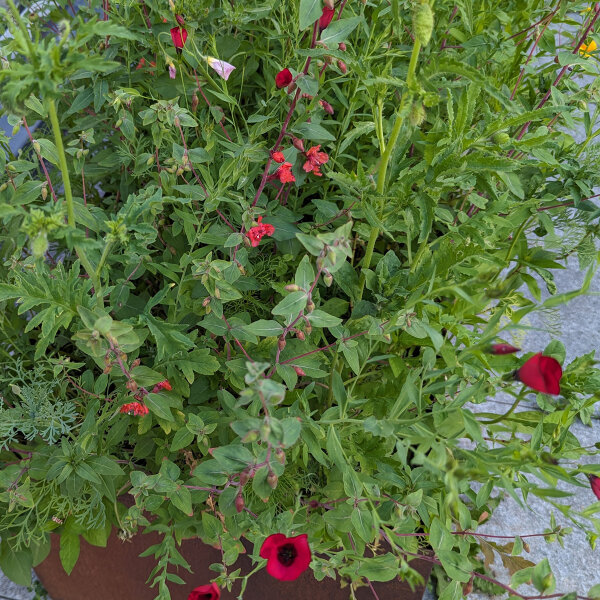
[1,0,600,598]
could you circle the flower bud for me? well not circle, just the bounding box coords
[41,184,48,201]
[306,301,315,313]
[285,284,300,292]
[115,118,123,128]
[259,423,271,440]
[319,100,334,115]
[337,59,347,74]
[487,343,520,355]
[463,580,473,596]
[293,366,305,377]
[287,81,297,94]
[176,166,184,176]
[235,492,245,513]
[0,183,7,192]
[296,330,305,341]
[103,365,113,374]
[131,358,141,368]
[492,132,510,145]
[239,470,251,486]
[324,273,333,287]
[292,137,305,152]
[76,149,83,159]
[275,448,286,464]
[242,430,259,443]
[413,1,434,47]
[324,0,334,8]
[202,296,211,307]
[33,140,41,154]
[278,337,287,351]
[409,101,426,127]
[126,379,138,393]
[1,57,9,70]
[267,470,278,489]
[338,42,346,51]
[191,92,199,114]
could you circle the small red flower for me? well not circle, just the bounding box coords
[275,68,293,89]
[136,57,146,70]
[488,343,520,355]
[188,583,220,600]
[152,380,172,393]
[275,162,296,183]
[271,151,286,163]
[247,216,275,247]
[303,145,329,176]
[170,26,188,50]
[259,533,311,581]
[319,7,335,30]
[589,475,600,501]
[515,353,562,395]
[120,402,149,416]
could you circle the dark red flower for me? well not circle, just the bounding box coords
[303,145,329,176]
[319,7,335,30]
[120,402,149,416]
[152,380,172,393]
[275,162,296,183]
[170,26,188,50]
[488,343,520,355]
[188,582,220,600]
[275,68,293,89]
[259,533,311,581]
[271,151,286,163]
[247,216,275,247]
[515,353,562,395]
[589,475,600,501]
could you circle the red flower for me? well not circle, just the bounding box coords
[488,343,520,355]
[120,402,149,416]
[136,57,146,70]
[271,151,286,163]
[188,583,220,600]
[515,353,562,395]
[303,145,329,176]
[152,380,172,393]
[247,216,275,247]
[275,68,293,89]
[259,533,311,581]
[275,162,296,183]
[319,7,335,30]
[170,26,188,50]
[589,475,600,501]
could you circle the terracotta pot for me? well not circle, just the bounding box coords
[35,529,432,600]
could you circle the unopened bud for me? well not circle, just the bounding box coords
[413,1,434,47]
[292,137,305,152]
[338,42,346,51]
[287,81,297,94]
[278,337,287,351]
[296,330,305,341]
[0,183,7,192]
[337,59,347,74]
[285,284,300,292]
[267,470,278,489]
[235,492,245,513]
[126,379,138,393]
[146,155,155,166]
[237,263,246,275]
[242,430,259,443]
[41,184,48,201]
[202,296,211,307]
[305,322,312,334]
[492,132,510,145]
[176,166,184,176]
[478,511,489,523]
[103,365,112,374]
[306,301,315,313]
[239,470,251,486]
[0,57,9,70]
[115,118,123,128]
[463,580,473,596]
[319,100,334,115]
[259,423,271,440]
[293,366,305,377]
[174,116,180,128]
[191,92,199,113]
[324,0,335,8]
[324,273,333,287]
[76,149,83,159]
[275,448,286,464]
[32,140,41,154]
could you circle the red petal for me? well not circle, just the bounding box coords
[188,582,220,600]
[319,7,335,30]
[275,68,293,89]
[516,353,562,395]
[265,534,311,581]
[259,534,287,559]
[590,475,600,501]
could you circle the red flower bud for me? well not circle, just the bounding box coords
[488,343,520,355]
[239,470,250,486]
[271,150,286,163]
[292,137,305,152]
[293,366,306,377]
[589,475,600,500]
[338,42,346,51]
[319,100,334,115]
[324,0,335,8]
[337,59,347,74]
[296,330,305,341]
[235,492,245,513]
[285,284,300,292]
[267,470,278,489]
[278,337,287,351]
[275,448,286,464]
[275,68,293,89]
[175,13,185,26]
[319,6,335,30]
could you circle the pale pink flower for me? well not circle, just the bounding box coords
[206,56,236,81]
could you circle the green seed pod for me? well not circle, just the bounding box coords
[33,141,41,154]
[413,1,434,47]
[115,118,123,128]
[146,155,155,166]
[41,184,48,201]
[409,101,426,127]
[492,132,510,145]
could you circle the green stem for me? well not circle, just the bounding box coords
[95,241,114,282]
[357,38,422,301]
[479,395,522,424]
[5,0,39,70]
[47,98,103,304]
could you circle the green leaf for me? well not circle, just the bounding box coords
[319,17,361,45]
[145,393,175,422]
[295,255,315,290]
[272,291,308,318]
[292,121,336,142]
[244,320,284,337]
[171,427,195,452]
[211,445,255,472]
[351,504,374,542]
[172,485,194,516]
[356,553,399,582]
[59,533,80,575]
[299,0,322,30]
[307,309,342,327]
[0,541,32,586]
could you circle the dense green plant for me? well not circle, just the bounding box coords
[1,0,600,598]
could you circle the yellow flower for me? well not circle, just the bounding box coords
[579,39,597,57]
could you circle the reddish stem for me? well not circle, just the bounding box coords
[22,117,58,203]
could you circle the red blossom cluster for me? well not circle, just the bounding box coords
[247,216,275,247]
[303,145,329,176]
[119,402,149,416]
